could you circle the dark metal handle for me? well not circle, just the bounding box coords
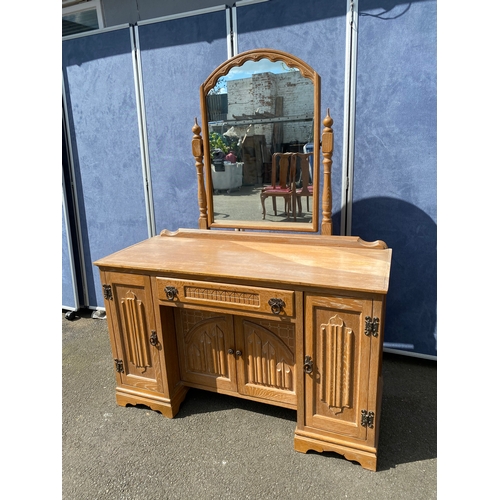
[235,350,242,356]
[228,348,234,355]
[268,298,285,315]
[164,286,178,301]
[150,330,159,346]
[304,356,313,374]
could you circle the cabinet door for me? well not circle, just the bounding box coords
[304,295,373,440]
[174,309,237,393]
[103,272,164,394]
[235,317,297,408]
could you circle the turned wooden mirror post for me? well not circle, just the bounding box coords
[192,117,208,230]
[191,48,333,234]
[321,109,334,235]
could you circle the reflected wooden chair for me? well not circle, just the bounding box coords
[292,153,314,217]
[261,153,295,220]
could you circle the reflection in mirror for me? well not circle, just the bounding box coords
[205,57,315,226]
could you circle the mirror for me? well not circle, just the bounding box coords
[198,49,321,232]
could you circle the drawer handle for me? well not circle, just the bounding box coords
[164,286,178,301]
[268,298,285,315]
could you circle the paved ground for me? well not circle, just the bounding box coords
[62,309,437,499]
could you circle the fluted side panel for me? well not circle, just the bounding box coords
[120,291,151,369]
[321,315,353,411]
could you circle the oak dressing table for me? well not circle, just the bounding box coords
[94,49,392,471]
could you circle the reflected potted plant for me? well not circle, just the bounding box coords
[209,132,240,162]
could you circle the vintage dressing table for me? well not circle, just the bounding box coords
[94,49,392,471]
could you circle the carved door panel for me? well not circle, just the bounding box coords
[102,272,164,393]
[235,317,297,408]
[304,295,373,440]
[174,309,237,393]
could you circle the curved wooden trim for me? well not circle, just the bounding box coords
[294,434,377,471]
[159,227,388,249]
[202,48,318,94]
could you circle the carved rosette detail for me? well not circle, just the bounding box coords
[320,315,353,412]
[120,291,151,369]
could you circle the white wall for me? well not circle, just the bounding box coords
[227,71,313,146]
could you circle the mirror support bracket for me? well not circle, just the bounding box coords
[321,109,334,235]
[192,118,208,230]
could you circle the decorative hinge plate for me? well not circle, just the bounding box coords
[115,359,125,373]
[103,284,113,300]
[114,359,124,373]
[364,316,379,337]
[361,409,375,428]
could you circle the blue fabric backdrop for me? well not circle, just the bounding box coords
[351,1,437,357]
[137,11,229,234]
[62,27,149,308]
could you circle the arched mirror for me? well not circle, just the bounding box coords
[193,49,323,232]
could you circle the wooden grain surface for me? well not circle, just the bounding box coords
[94,229,392,294]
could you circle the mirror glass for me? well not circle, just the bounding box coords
[201,50,320,231]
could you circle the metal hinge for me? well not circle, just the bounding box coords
[361,409,374,428]
[364,316,379,337]
[103,284,113,300]
[114,359,124,373]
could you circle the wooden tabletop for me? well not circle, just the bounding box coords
[94,229,392,294]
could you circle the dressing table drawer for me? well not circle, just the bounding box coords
[155,277,295,318]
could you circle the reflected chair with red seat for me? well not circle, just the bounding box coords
[292,152,314,217]
[260,153,295,220]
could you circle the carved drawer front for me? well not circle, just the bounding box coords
[155,277,295,318]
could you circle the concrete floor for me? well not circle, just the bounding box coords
[62,309,436,500]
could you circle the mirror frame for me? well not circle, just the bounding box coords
[199,48,321,232]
